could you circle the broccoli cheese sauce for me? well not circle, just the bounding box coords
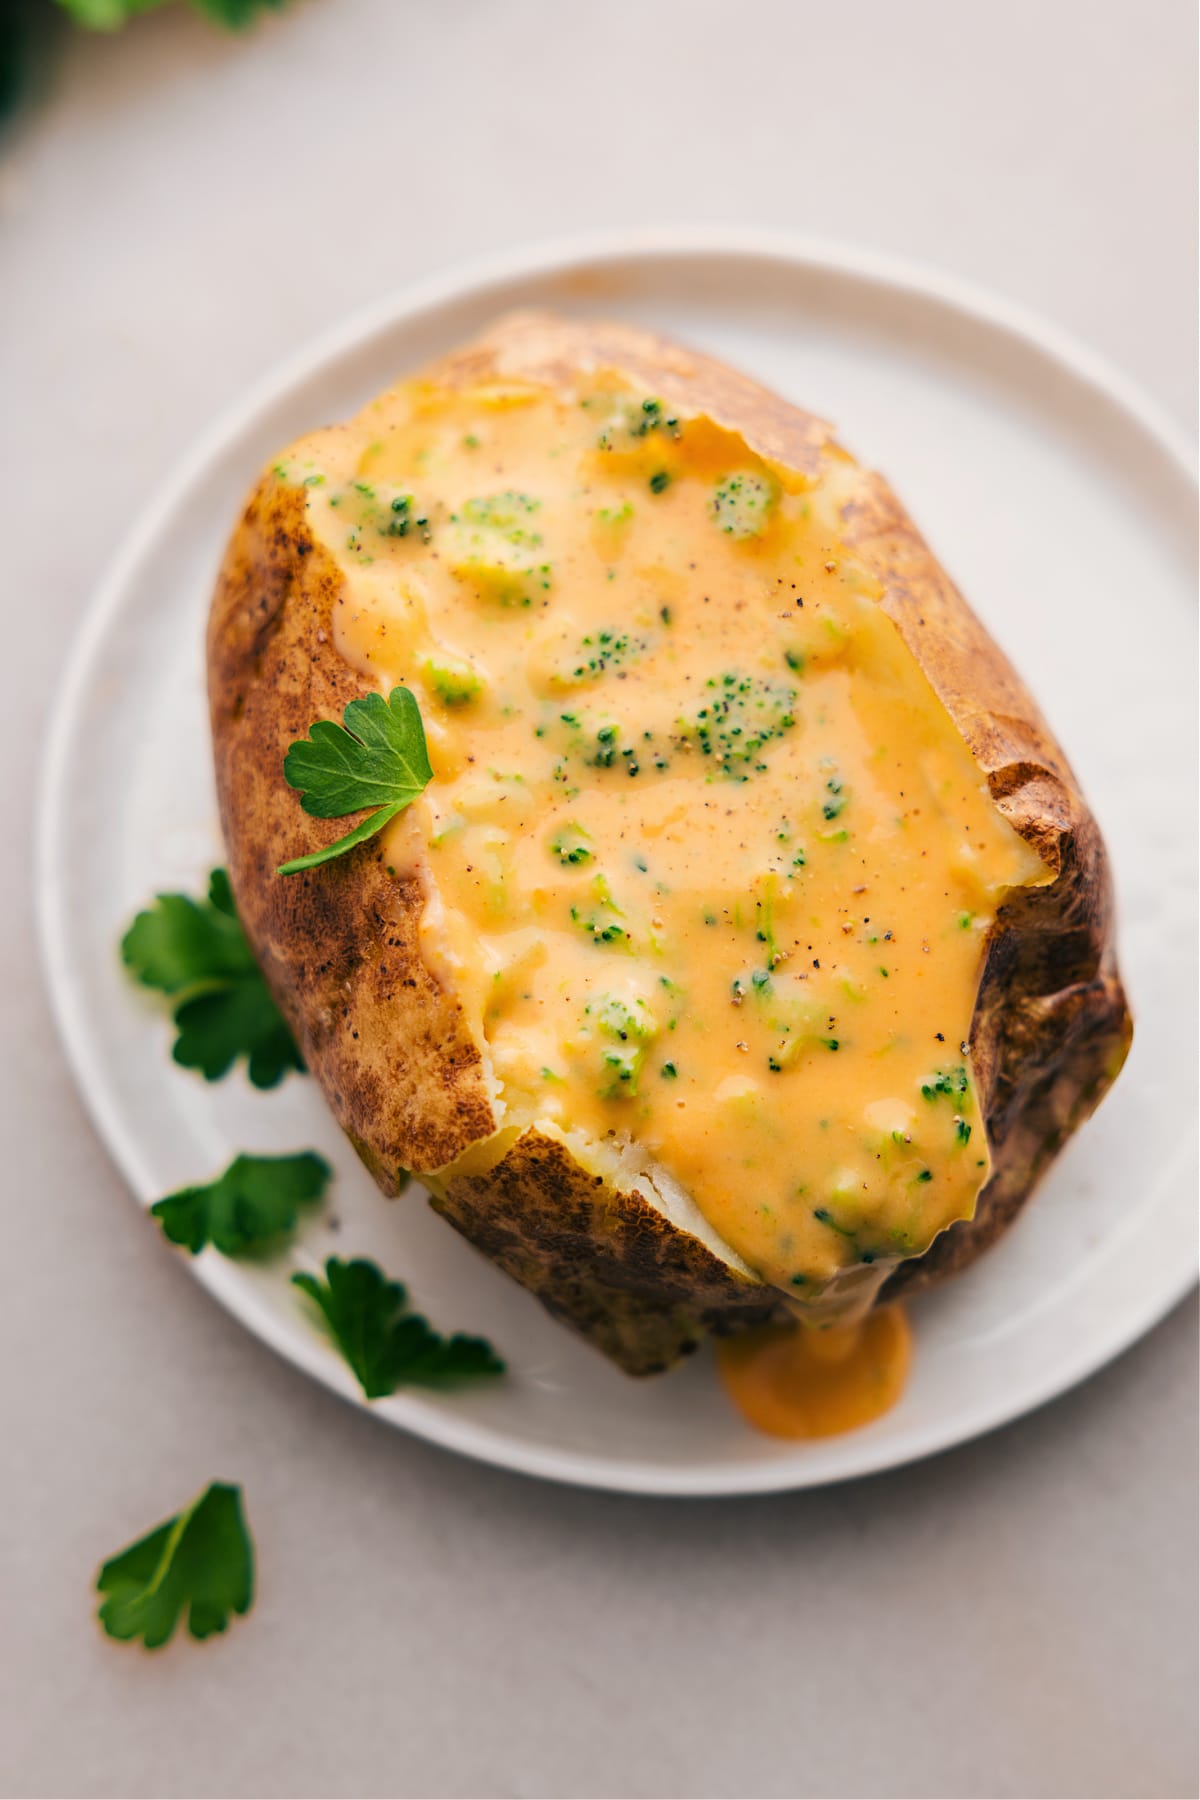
[282,372,1043,1323]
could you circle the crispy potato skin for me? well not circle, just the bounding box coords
[208,312,1131,1371]
[427,1134,786,1376]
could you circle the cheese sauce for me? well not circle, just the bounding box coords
[717,1308,912,1438]
[278,371,1042,1321]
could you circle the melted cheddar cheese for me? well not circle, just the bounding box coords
[278,369,1043,1321]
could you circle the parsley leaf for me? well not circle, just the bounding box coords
[278,687,433,875]
[121,869,303,1088]
[293,1257,505,1399]
[121,867,245,989]
[151,1151,331,1258]
[95,1482,253,1649]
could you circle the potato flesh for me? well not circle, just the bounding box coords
[277,376,1042,1308]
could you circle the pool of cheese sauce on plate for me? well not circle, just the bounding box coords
[279,370,1042,1437]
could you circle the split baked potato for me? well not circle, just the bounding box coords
[207,312,1131,1375]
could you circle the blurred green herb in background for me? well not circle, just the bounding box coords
[1,0,291,127]
[57,0,289,28]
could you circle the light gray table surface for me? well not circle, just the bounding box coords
[2,3,1196,1797]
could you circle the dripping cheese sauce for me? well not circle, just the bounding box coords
[275,370,1042,1434]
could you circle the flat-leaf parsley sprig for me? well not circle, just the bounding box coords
[151,1151,331,1258]
[121,868,303,1088]
[293,1256,506,1399]
[278,686,433,875]
[95,1482,254,1650]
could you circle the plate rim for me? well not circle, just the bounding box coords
[35,225,1199,1497]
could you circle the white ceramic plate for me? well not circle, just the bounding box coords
[37,230,1197,1496]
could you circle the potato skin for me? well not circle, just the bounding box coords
[427,1134,787,1376]
[207,312,1131,1372]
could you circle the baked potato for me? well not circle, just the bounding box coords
[207,312,1131,1376]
